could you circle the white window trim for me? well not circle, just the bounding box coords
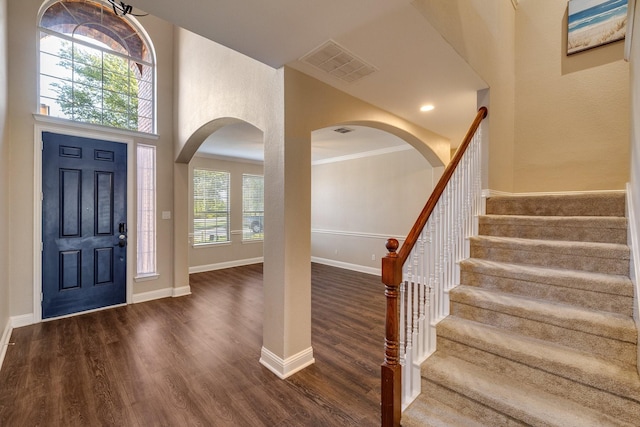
[242,173,264,243]
[192,168,231,246]
[136,143,157,278]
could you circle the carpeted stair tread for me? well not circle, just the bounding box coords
[470,235,629,260]
[421,352,635,427]
[403,192,637,426]
[460,258,633,297]
[435,338,640,425]
[460,258,634,315]
[436,316,640,401]
[470,235,629,274]
[401,394,488,427]
[449,285,637,343]
[479,215,627,243]
[486,193,625,217]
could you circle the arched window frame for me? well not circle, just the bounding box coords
[37,0,157,134]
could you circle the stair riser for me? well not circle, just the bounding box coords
[450,302,637,367]
[421,378,528,427]
[470,244,629,275]
[460,270,634,316]
[437,338,640,425]
[486,195,626,217]
[402,395,490,427]
[422,365,602,427]
[478,223,627,244]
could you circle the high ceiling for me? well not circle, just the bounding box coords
[127,0,487,161]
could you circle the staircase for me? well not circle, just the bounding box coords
[402,193,640,427]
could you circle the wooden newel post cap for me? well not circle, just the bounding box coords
[385,238,399,256]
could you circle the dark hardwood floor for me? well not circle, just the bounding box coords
[0,263,385,426]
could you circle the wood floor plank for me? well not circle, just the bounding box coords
[0,263,384,426]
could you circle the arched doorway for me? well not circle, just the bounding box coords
[310,124,439,275]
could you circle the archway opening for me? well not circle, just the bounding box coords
[184,120,265,273]
[310,123,439,275]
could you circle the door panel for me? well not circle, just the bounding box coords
[42,132,127,318]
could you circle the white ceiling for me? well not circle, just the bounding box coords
[127,0,487,161]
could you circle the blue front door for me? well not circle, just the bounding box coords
[42,132,127,318]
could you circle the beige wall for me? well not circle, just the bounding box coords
[188,156,264,270]
[173,30,281,163]
[173,29,306,366]
[0,0,9,335]
[6,1,176,317]
[284,67,450,167]
[134,14,176,297]
[514,0,629,191]
[413,0,516,192]
[172,34,451,367]
[311,147,436,273]
[415,0,629,192]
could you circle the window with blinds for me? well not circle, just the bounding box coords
[136,144,157,277]
[242,174,264,241]
[193,169,230,245]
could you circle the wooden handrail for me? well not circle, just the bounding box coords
[397,106,488,264]
[380,106,488,427]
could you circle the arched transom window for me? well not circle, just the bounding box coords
[38,0,155,133]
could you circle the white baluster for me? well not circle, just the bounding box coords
[397,117,485,410]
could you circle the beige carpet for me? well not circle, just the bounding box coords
[402,193,640,427]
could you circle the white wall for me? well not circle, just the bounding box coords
[0,0,10,360]
[188,155,264,272]
[627,0,640,374]
[311,147,435,274]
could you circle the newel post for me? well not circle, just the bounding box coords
[381,238,402,427]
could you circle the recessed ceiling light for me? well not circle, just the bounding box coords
[420,105,435,112]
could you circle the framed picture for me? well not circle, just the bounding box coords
[568,0,629,54]
[624,0,636,60]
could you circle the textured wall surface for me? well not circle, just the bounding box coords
[514,0,629,191]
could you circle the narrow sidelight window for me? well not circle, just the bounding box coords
[136,143,157,276]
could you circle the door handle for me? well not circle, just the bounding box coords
[116,223,127,247]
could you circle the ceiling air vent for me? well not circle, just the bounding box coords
[333,127,354,134]
[300,40,377,83]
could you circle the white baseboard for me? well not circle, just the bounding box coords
[189,257,263,274]
[172,285,192,298]
[259,346,315,379]
[311,256,380,276]
[133,285,192,304]
[11,313,35,328]
[133,288,172,303]
[626,183,640,376]
[0,319,12,371]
